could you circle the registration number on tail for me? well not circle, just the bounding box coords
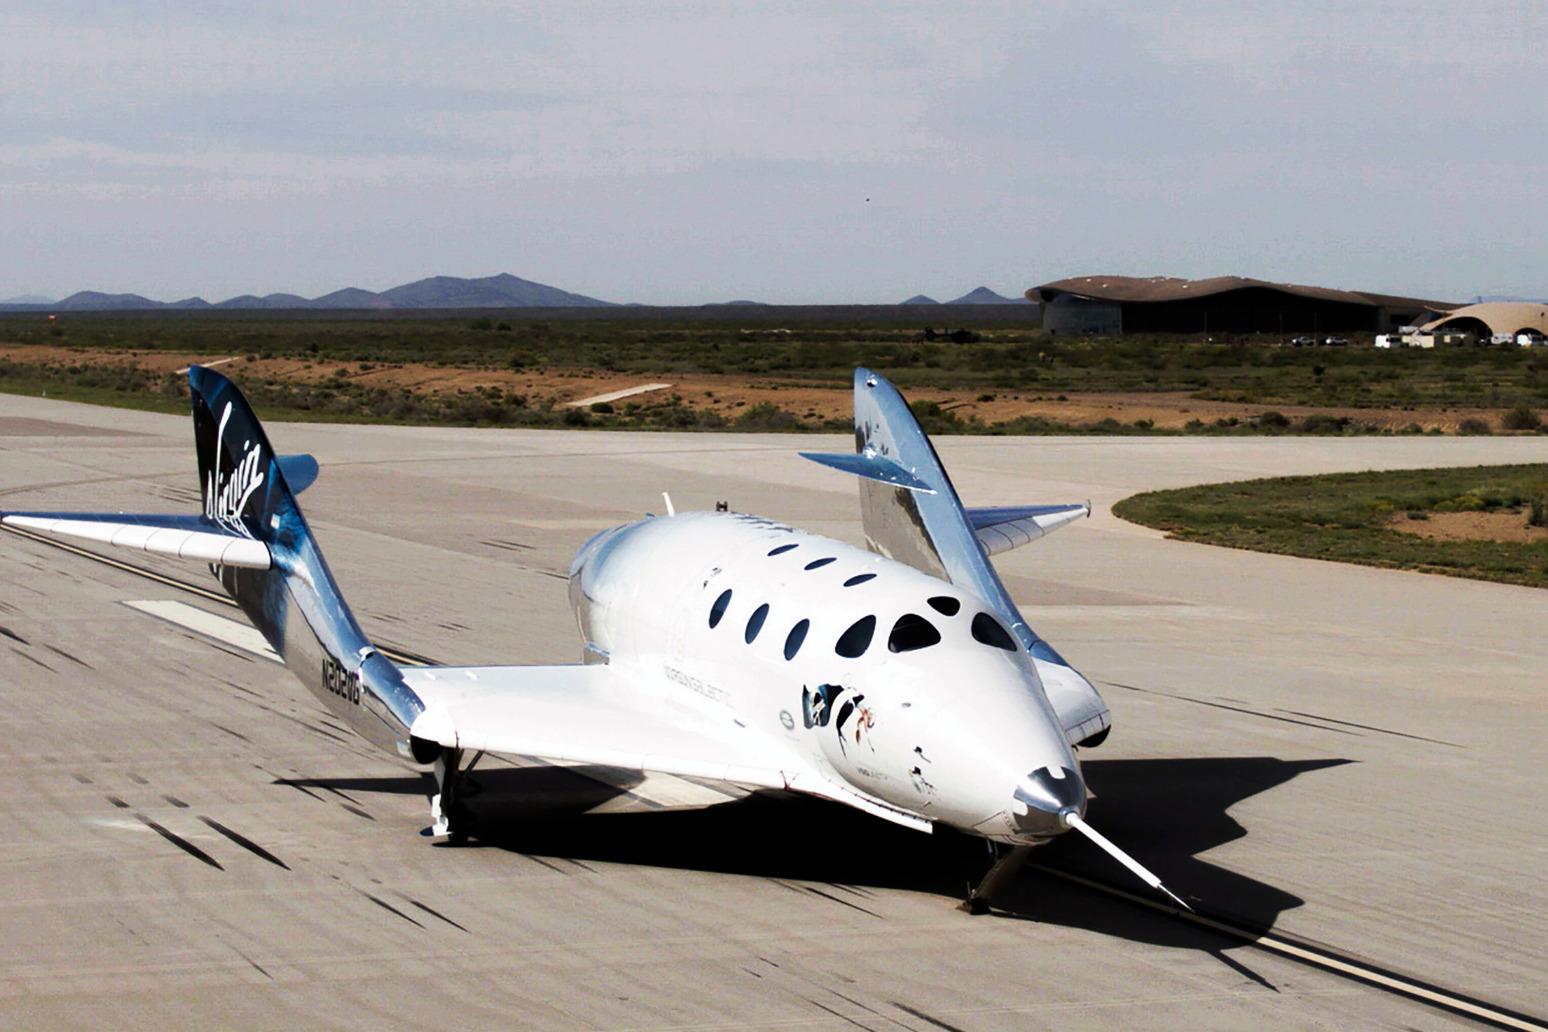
[322,657,361,705]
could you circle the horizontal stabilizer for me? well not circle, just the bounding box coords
[2,513,272,569]
[968,502,1090,556]
[277,454,319,495]
[799,451,936,493]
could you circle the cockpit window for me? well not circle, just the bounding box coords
[927,595,960,616]
[745,603,769,644]
[843,573,876,587]
[803,557,836,570]
[888,613,941,653]
[971,612,1017,651]
[834,615,876,658]
[767,543,797,556]
[784,619,809,660]
[708,588,732,629]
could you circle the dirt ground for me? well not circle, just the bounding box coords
[0,344,1527,433]
[1386,510,1548,543]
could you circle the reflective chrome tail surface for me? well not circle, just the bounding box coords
[189,367,425,757]
[1064,811,1193,912]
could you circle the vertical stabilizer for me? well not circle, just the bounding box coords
[187,367,425,757]
[805,368,1111,747]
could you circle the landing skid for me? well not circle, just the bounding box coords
[959,844,1033,914]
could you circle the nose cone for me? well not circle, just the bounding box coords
[1010,765,1087,838]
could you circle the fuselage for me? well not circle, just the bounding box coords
[568,510,1086,843]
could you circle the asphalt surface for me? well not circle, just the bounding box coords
[1,392,1545,1031]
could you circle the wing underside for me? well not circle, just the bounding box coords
[967,503,1090,556]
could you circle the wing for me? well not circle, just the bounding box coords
[404,663,791,788]
[403,663,933,831]
[1,512,271,568]
[967,503,1090,556]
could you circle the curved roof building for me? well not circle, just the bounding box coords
[1029,275,1457,336]
[1421,302,1548,339]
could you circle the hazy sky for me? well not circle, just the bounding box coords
[3,1,1544,304]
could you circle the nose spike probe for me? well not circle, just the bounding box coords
[1062,811,1193,912]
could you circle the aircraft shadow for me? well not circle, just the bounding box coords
[304,754,1345,955]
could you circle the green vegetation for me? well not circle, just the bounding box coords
[1113,464,1548,588]
[8,310,1548,403]
[7,311,1548,433]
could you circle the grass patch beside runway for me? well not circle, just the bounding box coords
[1113,464,1548,588]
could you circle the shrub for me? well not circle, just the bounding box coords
[1502,405,1541,431]
[735,402,801,430]
[1296,414,1349,434]
[1458,417,1493,435]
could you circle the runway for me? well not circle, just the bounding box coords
[2,393,1545,1030]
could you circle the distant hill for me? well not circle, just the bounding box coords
[0,274,616,312]
[1,294,55,305]
[1473,294,1548,305]
[54,290,164,311]
[945,286,1031,305]
[310,287,391,309]
[380,273,611,308]
[703,299,770,307]
[901,294,940,305]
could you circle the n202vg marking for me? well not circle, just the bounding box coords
[322,657,361,705]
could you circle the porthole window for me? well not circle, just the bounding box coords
[804,557,836,570]
[708,588,732,629]
[834,615,876,658]
[784,619,810,660]
[927,595,961,616]
[767,543,798,556]
[971,612,1017,651]
[888,613,941,653]
[843,573,876,587]
[745,603,769,644]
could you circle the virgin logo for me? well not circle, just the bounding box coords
[205,402,266,535]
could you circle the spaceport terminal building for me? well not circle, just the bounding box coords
[1420,301,1548,341]
[1029,276,1458,336]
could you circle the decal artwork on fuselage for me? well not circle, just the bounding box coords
[801,683,874,757]
[204,402,266,536]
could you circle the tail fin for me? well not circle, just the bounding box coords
[185,367,425,758]
[191,365,290,538]
[801,368,1111,748]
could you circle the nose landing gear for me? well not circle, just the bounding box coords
[959,843,1033,914]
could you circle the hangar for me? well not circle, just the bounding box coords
[1029,275,1456,336]
[1421,301,1548,341]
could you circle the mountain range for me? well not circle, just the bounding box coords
[1,276,1036,312]
[0,274,614,312]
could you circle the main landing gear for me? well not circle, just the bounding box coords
[427,746,483,844]
[959,843,1033,915]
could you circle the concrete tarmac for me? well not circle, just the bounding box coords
[1,391,1545,1031]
